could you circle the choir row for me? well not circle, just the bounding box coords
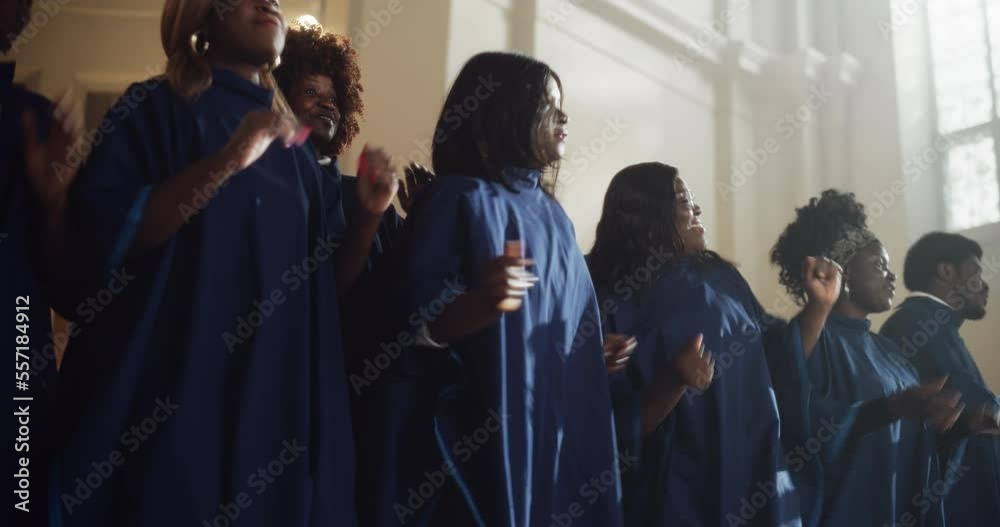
[2,1,997,527]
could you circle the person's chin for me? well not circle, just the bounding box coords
[305,120,333,141]
[964,303,988,320]
[689,236,708,253]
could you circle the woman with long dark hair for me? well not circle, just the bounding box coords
[588,162,801,526]
[51,1,359,524]
[769,190,964,526]
[388,51,623,526]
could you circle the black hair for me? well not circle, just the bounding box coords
[903,232,983,292]
[770,189,870,304]
[431,52,565,195]
[588,162,725,292]
[2,0,33,53]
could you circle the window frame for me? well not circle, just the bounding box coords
[926,0,1000,231]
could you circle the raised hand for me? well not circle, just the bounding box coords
[478,254,538,313]
[21,87,83,210]
[355,145,399,216]
[888,377,965,433]
[604,334,637,374]
[803,256,843,308]
[398,162,436,213]
[222,110,300,173]
[672,333,715,390]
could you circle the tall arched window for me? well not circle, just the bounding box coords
[928,0,1000,229]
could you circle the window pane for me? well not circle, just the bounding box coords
[929,0,994,133]
[988,0,1000,112]
[944,135,1000,230]
[931,0,987,64]
[933,57,993,133]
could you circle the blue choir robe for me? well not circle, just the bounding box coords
[333,165,404,274]
[386,168,623,526]
[600,260,802,527]
[770,312,954,527]
[318,161,410,526]
[52,69,356,526]
[1,61,56,527]
[881,296,1000,525]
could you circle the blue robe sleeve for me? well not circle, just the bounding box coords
[770,318,906,526]
[67,82,186,297]
[400,179,473,322]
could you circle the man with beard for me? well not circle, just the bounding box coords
[881,231,1000,526]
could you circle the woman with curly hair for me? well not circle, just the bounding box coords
[768,190,965,527]
[588,162,801,527]
[275,19,402,293]
[274,20,418,525]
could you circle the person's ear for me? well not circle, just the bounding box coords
[935,262,957,282]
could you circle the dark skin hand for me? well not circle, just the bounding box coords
[887,376,965,433]
[963,404,1000,434]
[641,333,715,436]
[604,334,637,374]
[427,254,537,344]
[21,88,83,281]
[398,162,435,214]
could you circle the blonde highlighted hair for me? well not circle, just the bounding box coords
[160,0,294,116]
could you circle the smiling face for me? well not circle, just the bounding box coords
[673,176,706,255]
[288,73,340,148]
[536,75,568,163]
[844,242,897,314]
[207,0,286,68]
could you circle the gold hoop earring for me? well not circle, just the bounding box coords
[190,31,210,56]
